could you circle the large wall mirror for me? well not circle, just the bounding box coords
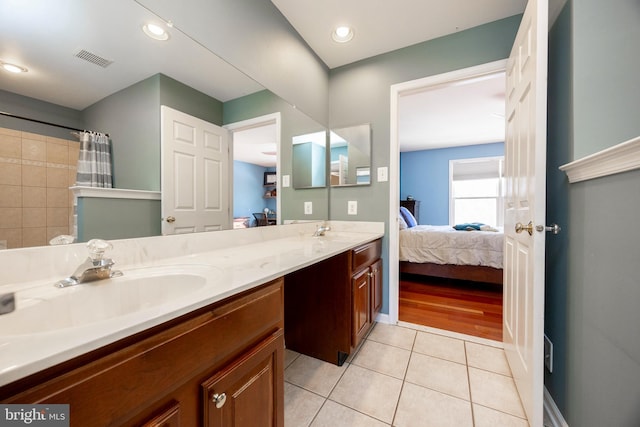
[329,124,372,187]
[0,0,328,249]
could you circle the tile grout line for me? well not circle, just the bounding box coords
[390,325,418,426]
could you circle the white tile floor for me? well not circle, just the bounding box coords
[284,323,529,427]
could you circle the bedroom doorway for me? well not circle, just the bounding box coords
[224,113,281,228]
[389,60,508,342]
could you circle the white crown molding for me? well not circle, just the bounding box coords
[70,186,160,200]
[559,135,640,183]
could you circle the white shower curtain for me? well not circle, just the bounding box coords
[76,132,113,188]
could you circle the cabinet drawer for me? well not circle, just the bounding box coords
[351,239,382,273]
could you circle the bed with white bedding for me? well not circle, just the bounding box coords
[399,225,504,285]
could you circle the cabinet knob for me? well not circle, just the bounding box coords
[212,392,227,409]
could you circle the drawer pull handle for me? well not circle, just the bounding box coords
[212,392,227,409]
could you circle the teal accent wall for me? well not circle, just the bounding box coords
[76,197,161,242]
[82,75,161,191]
[545,1,571,416]
[400,142,504,225]
[545,1,640,425]
[328,15,521,314]
[223,90,329,221]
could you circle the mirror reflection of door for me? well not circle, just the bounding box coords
[227,114,280,228]
[329,123,371,186]
[161,106,231,235]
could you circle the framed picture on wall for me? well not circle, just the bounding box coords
[264,171,277,185]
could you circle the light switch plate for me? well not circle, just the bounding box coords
[347,201,358,215]
[282,175,290,187]
[377,167,388,182]
[304,201,312,215]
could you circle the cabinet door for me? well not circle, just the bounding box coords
[370,259,383,319]
[352,269,371,347]
[202,331,284,427]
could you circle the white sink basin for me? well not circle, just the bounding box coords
[0,265,214,336]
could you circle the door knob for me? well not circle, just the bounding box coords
[212,392,226,409]
[515,221,534,236]
[165,216,176,223]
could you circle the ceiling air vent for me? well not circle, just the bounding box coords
[74,49,113,68]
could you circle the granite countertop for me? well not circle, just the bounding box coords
[0,224,383,388]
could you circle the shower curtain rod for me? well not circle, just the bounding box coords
[0,111,109,137]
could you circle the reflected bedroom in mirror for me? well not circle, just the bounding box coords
[0,0,329,250]
[329,123,371,186]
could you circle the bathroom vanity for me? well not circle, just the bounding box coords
[0,222,384,426]
[285,238,382,365]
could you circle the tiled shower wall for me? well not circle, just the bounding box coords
[0,126,78,249]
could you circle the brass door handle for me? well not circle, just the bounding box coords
[515,221,534,236]
[165,216,176,223]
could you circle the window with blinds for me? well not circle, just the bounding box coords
[449,156,504,227]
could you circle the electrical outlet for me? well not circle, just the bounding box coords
[282,175,290,187]
[304,201,312,215]
[377,166,388,182]
[544,334,553,373]
[347,200,358,215]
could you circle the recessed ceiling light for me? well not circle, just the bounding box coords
[332,26,354,43]
[143,23,170,41]
[1,61,28,74]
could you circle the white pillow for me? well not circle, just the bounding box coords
[398,215,408,230]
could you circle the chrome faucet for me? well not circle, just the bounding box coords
[313,224,331,237]
[55,239,122,288]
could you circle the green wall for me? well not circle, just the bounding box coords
[328,15,522,314]
[223,90,329,221]
[545,1,640,425]
[77,198,161,242]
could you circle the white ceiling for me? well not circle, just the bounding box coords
[271,0,524,152]
[233,124,278,167]
[398,72,506,152]
[0,0,263,110]
[271,0,526,69]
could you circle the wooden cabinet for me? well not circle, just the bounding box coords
[352,268,371,347]
[350,240,383,349]
[285,238,382,365]
[202,331,283,427]
[0,279,285,427]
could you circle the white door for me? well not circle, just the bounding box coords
[161,106,231,235]
[503,0,548,425]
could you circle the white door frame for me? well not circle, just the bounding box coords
[388,59,508,325]
[224,112,282,223]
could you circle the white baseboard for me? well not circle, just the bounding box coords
[375,313,391,324]
[544,387,569,427]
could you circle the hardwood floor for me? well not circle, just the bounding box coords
[399,273,503,341]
